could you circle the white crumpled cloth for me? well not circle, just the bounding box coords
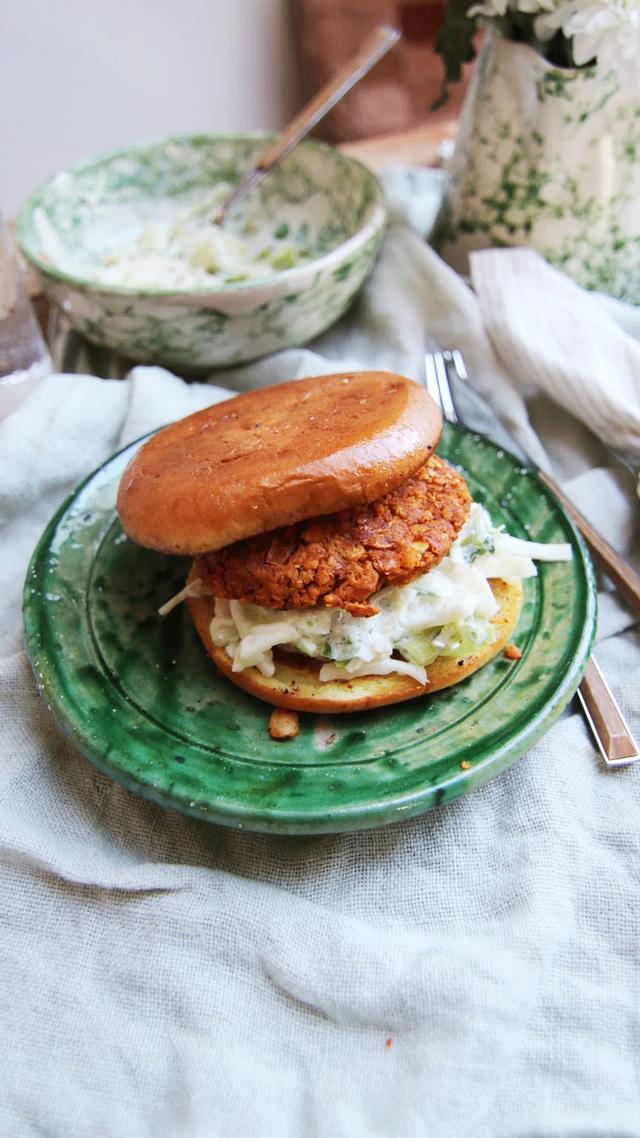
[1,173,639,1138]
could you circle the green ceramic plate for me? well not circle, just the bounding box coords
[23,425,597,834]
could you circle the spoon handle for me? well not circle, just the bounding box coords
[257,24,400,169]
[216,24,400,223]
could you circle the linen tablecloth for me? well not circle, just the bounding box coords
[2,176,639,1138]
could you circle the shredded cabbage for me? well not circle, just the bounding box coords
[157,577,209,617]
[94,191,305,290]
[193,503,572,684]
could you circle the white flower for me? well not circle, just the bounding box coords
[467,0,555,14]
[512,0,557,11]
[535,0,640,86]
[467,0,509,19]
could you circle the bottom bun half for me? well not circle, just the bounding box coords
[186,574,523,714]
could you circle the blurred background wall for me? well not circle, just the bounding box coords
[1,0,463,217]
[1,0,302,215]
[294,0,464,142]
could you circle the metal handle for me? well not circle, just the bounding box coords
[256,25,400,170]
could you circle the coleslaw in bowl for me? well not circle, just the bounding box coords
[16,134,386,370]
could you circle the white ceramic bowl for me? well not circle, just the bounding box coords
[16,134,387,370]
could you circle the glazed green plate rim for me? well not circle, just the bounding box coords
[23,426,597,834]
[15,132,387,300]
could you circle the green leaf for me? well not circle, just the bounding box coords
[433,0,477,104]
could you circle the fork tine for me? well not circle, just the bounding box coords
[424,350,457,423]
[433,352,458,424]
[446,349,468,382]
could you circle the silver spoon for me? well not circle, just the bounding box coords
[214,23,401,225]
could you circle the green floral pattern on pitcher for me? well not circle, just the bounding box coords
[435,34,640,302]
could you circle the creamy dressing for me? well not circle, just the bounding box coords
[172,503,572,685]
[92,190,307,290]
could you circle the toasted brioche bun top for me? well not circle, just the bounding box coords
[116,372,442,555]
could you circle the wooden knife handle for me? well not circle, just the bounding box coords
[538,469,640,616]
[578,657,639,765]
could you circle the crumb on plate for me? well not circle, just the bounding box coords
[503,643,522,660]
[268,708,300,740]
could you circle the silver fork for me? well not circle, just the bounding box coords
[425,348,639,767]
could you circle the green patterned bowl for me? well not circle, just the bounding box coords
[16,134,386,370]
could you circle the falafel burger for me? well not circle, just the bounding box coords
[116,372,571,713]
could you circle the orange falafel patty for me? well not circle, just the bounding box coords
[197,455,471,617]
